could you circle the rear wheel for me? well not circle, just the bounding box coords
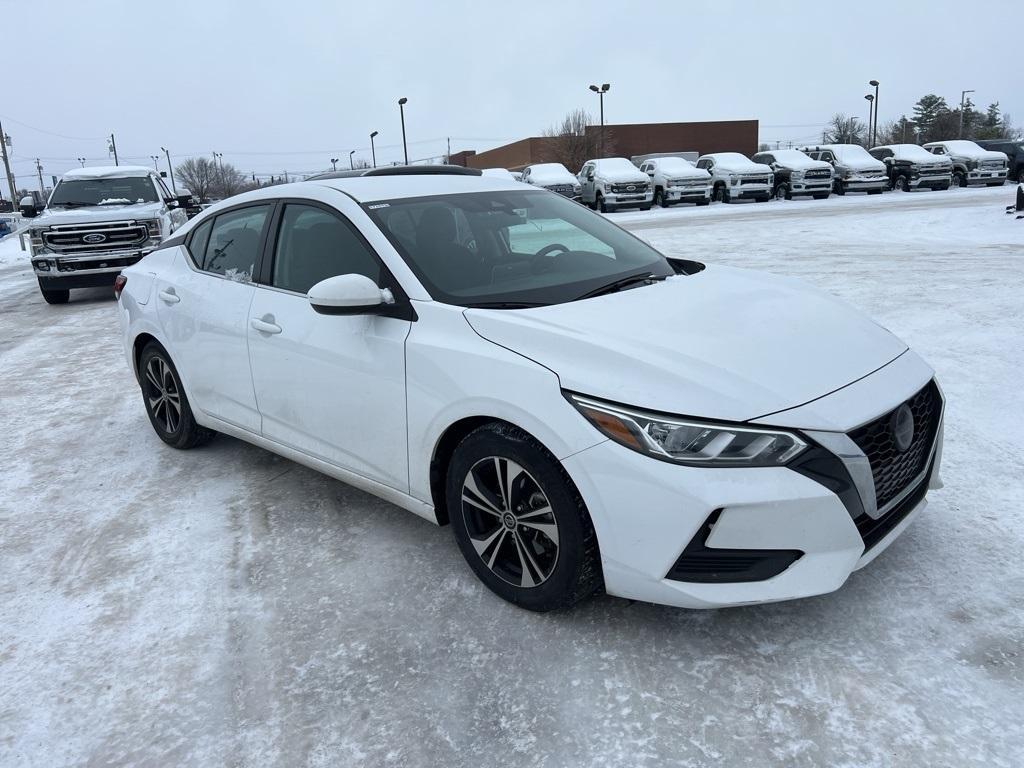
[447,423,602,612]
[39,282,69,305]
[139,343,215,449]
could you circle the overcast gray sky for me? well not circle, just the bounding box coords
[3,0,1019,185]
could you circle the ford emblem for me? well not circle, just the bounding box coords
[83,233,107,244]
[626,185,635,191]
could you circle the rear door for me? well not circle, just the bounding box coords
[156,203,272,433]
[247,196,412,491]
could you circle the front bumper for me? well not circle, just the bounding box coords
[604,191,653,207]
[910,173,951,189]
[666,184,712,202]
[561,370,943,609]
[841,176,888,192]
[789,178,833,195]
[966,168,1007,184]
[731,183,771,199]
[31,247,152,284]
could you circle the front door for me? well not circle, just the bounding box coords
[247,200,411,491]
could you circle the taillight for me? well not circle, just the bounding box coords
[114,274,127,300]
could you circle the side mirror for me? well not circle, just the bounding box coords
[645,169,654,176]
[308,274,394,315]
[160,171,168,178]
[20,197,38,218]
[586,173,594,181]
[164,197,179,208]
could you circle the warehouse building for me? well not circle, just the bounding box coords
[450,119,758,171]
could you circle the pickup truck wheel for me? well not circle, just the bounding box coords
[139,342,215,450]
[775,184,791,200]
[952,171,966,188]
[597,193,608,213]
[833,180,846,195]
[655,188,669,208]
[39,283,70,305]
[893,175,910,192]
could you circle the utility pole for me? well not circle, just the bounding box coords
[161,147,177,194]
[108,133,119,165]
[959,89,975,138]
[868,80,880,146]
[35,158,44,195]
[0,118,16,208]
[446,136,451,162]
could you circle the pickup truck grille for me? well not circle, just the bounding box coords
[544,184,576,197]
[804,169,831,179]
[918,165,949,176]
[740,176,770,185]
[610,182,648,194]
[42,221,149,253]
[979,160,1005,170]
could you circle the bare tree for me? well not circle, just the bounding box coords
[211,162,249,199]
[175,157,218,202]
[541,109,610,172]
[823,114,868,146]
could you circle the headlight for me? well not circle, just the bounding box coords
[791,170,804,180]
[143,219,161,237]
[567,393,808,467]
[837,166,851,179]
[573,184,582,194]
[30,229,44,249]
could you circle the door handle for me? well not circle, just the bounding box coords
[158,289,180,304]
[250,317,282,335]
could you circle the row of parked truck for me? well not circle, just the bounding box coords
[487,138,1019,212]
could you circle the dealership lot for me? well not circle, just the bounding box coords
[1,186,1022,767]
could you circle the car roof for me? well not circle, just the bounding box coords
[61,165,154,180]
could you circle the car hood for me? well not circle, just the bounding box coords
[35,201,164,226]
[663,166,711,179]
[717,160,772,174]
[464,264,908,423]
[531,171,579,186]
[597,170,650,183]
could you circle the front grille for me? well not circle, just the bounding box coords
[805,169,831,179]
[855,464,931,552]
[610,182,648,194]
[980,160,1005,170]
[741,176,770,185]
[545,184,576,197]
[849,380,941,511]
[918,166,949,176]
[42,221,149,253]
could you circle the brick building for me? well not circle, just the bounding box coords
[451,120,758,171]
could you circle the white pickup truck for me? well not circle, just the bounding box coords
[637,156,712,207]
[922,140,1009,187]
[22,166,187,304]
[577,158,653,212]
[695,153,773,203]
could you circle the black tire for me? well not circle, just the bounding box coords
[833,180,846,195]
[39,282,69,304]
[139,342,215,449]
[446,422,602,612]
[597,193,608,213]
[655,188,669,208]
[893,174,910,192]
[713,183,726,203]
[775,183,791,201]
[952,171,966,188]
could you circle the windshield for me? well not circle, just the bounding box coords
[363,190,673,307]
[658,158,697,173]
[49,176,159,207]
[595,158,642,175]
[893,144,940,161]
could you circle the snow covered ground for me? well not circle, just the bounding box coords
[1,186,1022,767]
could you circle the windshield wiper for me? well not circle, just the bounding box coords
[573,272,666,301]
[464,301,548,309]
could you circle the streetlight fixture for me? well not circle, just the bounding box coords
[864,94,875,146]
[959,89,975,138]
[370,131,379,168]
[330,158,338,171]
[868,80,880,146]
[77,157,86,167]
[150,155,160,171]
[398,98,409,165]
[589,83,610,155]
[161,147,177,194]
[349,150,356,170]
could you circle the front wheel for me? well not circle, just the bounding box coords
[952,171,966,188]
[447,423,602,612]
[139,343,215,449]
[39,282,69,305]
[892,175,910,192]
[833,180,846,195]
[655,188,669,208]
[597,194,608,213]
[775,183,791,200]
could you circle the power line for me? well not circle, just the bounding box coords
[0,113,107,141]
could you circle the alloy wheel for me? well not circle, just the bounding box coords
[461,456,559,588]
[144,356,182,434]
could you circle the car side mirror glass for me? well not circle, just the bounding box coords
[165,198,179,207]
[308,273,394,316]
[20,197,38,217]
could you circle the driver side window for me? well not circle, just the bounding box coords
[270,204,381,295]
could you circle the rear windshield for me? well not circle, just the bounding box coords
[363,189,673,307]
[50,177,159,207]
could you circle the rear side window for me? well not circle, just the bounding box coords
[204,205,271,281]
[271,204,381,294]
[187,219,213,267]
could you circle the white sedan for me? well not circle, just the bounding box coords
[117,168,944,611]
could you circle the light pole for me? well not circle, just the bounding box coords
[959,89,975,138]
[0,123,17,209]
[868,80,880,146]
[108,133,119,165]
[150,155,160,171]
[77,157,86,167]
[161,147,177,194]
[864,94,875,146]
[330,158,338,171]
[35,158,44,195]
[349,150,356,170]
[370,131,378,168]
[398,98,409,165]
[589,83,610,156]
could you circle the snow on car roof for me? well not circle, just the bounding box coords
[766,149,827,169]
[924,140,1001,158]
[652,156,697,170]
[481,168,516,180]
[60,165,155,180]
[877,144,943,161]
[590,157,643,173]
